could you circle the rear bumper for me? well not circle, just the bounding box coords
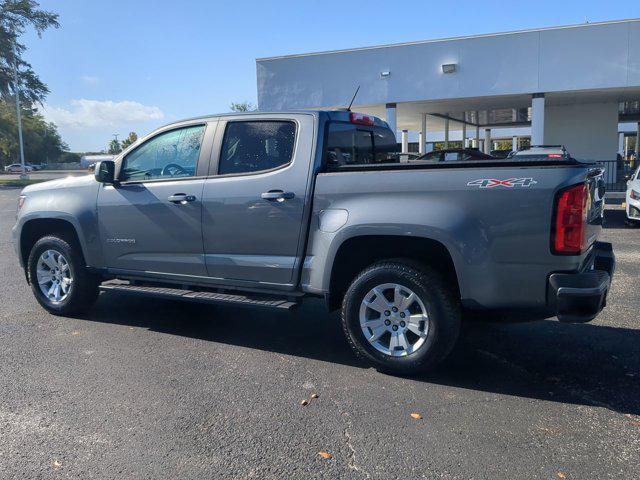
[547,241,615,323]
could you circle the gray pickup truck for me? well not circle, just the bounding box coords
[12,110,615,374]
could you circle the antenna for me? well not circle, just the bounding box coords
[346,85,360,111]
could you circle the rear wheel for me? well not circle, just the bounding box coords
[27,235,100,315]
[341,261,460,375]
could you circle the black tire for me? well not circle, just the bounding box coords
[341,261,461,375]
[27,234,100,316]
[625,218,640,228]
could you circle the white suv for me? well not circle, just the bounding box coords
[625,165,640,225]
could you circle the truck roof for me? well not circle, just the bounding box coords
[158,110,390,129]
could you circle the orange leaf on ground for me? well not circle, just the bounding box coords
[318,451,332,459]
[410,413,423,420]
[557,472,566,479]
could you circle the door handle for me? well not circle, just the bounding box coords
[168,193,196,204]
[261,190,295,201]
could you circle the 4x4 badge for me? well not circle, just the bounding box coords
[467,178,537,188]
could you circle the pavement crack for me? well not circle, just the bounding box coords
[330,396,372,479]
[342,423,371,479]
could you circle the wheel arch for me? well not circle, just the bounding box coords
[326,235,461,311]
[20,217,87,279]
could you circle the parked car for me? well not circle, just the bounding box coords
[12,110,614,374]
[490,149,512,159]
[27,163,44,171]
[4,164,33,173]
[416,148,493,162]
[508,145,571,161]
[385,152,421,162]
[625,165,640,225]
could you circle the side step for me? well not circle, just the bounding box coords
[99,282,298,310]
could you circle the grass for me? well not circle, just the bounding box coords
[0,178,48,187]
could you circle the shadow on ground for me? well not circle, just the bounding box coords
[604,207,639,229]
[83,292,640,415]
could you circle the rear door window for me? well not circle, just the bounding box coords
[218,121,296,175]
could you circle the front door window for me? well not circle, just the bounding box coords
[120,125,205,181]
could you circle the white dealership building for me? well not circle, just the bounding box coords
[256,18,640,177]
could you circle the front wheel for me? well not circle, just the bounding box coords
[27,235,100,316]
[341,261,461,375]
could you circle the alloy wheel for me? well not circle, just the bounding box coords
[359,283,429,357]
[36,249,73,304]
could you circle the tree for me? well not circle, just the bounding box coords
[230,101,255,112]
[0,99,67,165]
[0,1,60,105]
[121,131,138,149]
[108,139,122,155]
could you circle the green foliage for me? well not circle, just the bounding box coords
[0,99,67,166]
[433,141,463,151]
[494,140,512,150]
[0,1,60,105]
[121,131,138,149]
[107,139,122,155]
[0,177,46,186]
[230,101,255,112]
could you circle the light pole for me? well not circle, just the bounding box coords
[12,40,28,180]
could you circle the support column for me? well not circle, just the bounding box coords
[444,118,450,149]
[618,132,625,155]
[475,123,480,149]
[419,113,427,154]
[484,128,491,154]
[385,103,397,142]
[636,122,640,157]
[401,130,409,154]
[531,93,545,146]
[512,135,518,152]
[462,121,467,149]
[625,136,630,158]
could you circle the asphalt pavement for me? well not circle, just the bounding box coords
[0,186,638,479]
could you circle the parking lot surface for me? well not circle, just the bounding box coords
[0,186,638,479]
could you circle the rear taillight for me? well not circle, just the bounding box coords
[548,154,563,158]
[349,112,374,126]
[553,184,587,255]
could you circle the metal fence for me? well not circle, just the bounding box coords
[593,159,630,192]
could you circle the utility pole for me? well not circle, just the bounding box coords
[12,40,28,180]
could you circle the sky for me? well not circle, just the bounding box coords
[21,0,639,152]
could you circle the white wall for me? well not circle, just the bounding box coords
[544,102,618,160]
[257,20,640,110]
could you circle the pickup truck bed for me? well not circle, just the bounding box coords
[306,160,606,312]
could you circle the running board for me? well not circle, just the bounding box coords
[99,282,298,310]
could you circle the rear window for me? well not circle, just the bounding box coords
[325,123,397,168]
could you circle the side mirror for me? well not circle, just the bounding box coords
[94,160,116,184]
